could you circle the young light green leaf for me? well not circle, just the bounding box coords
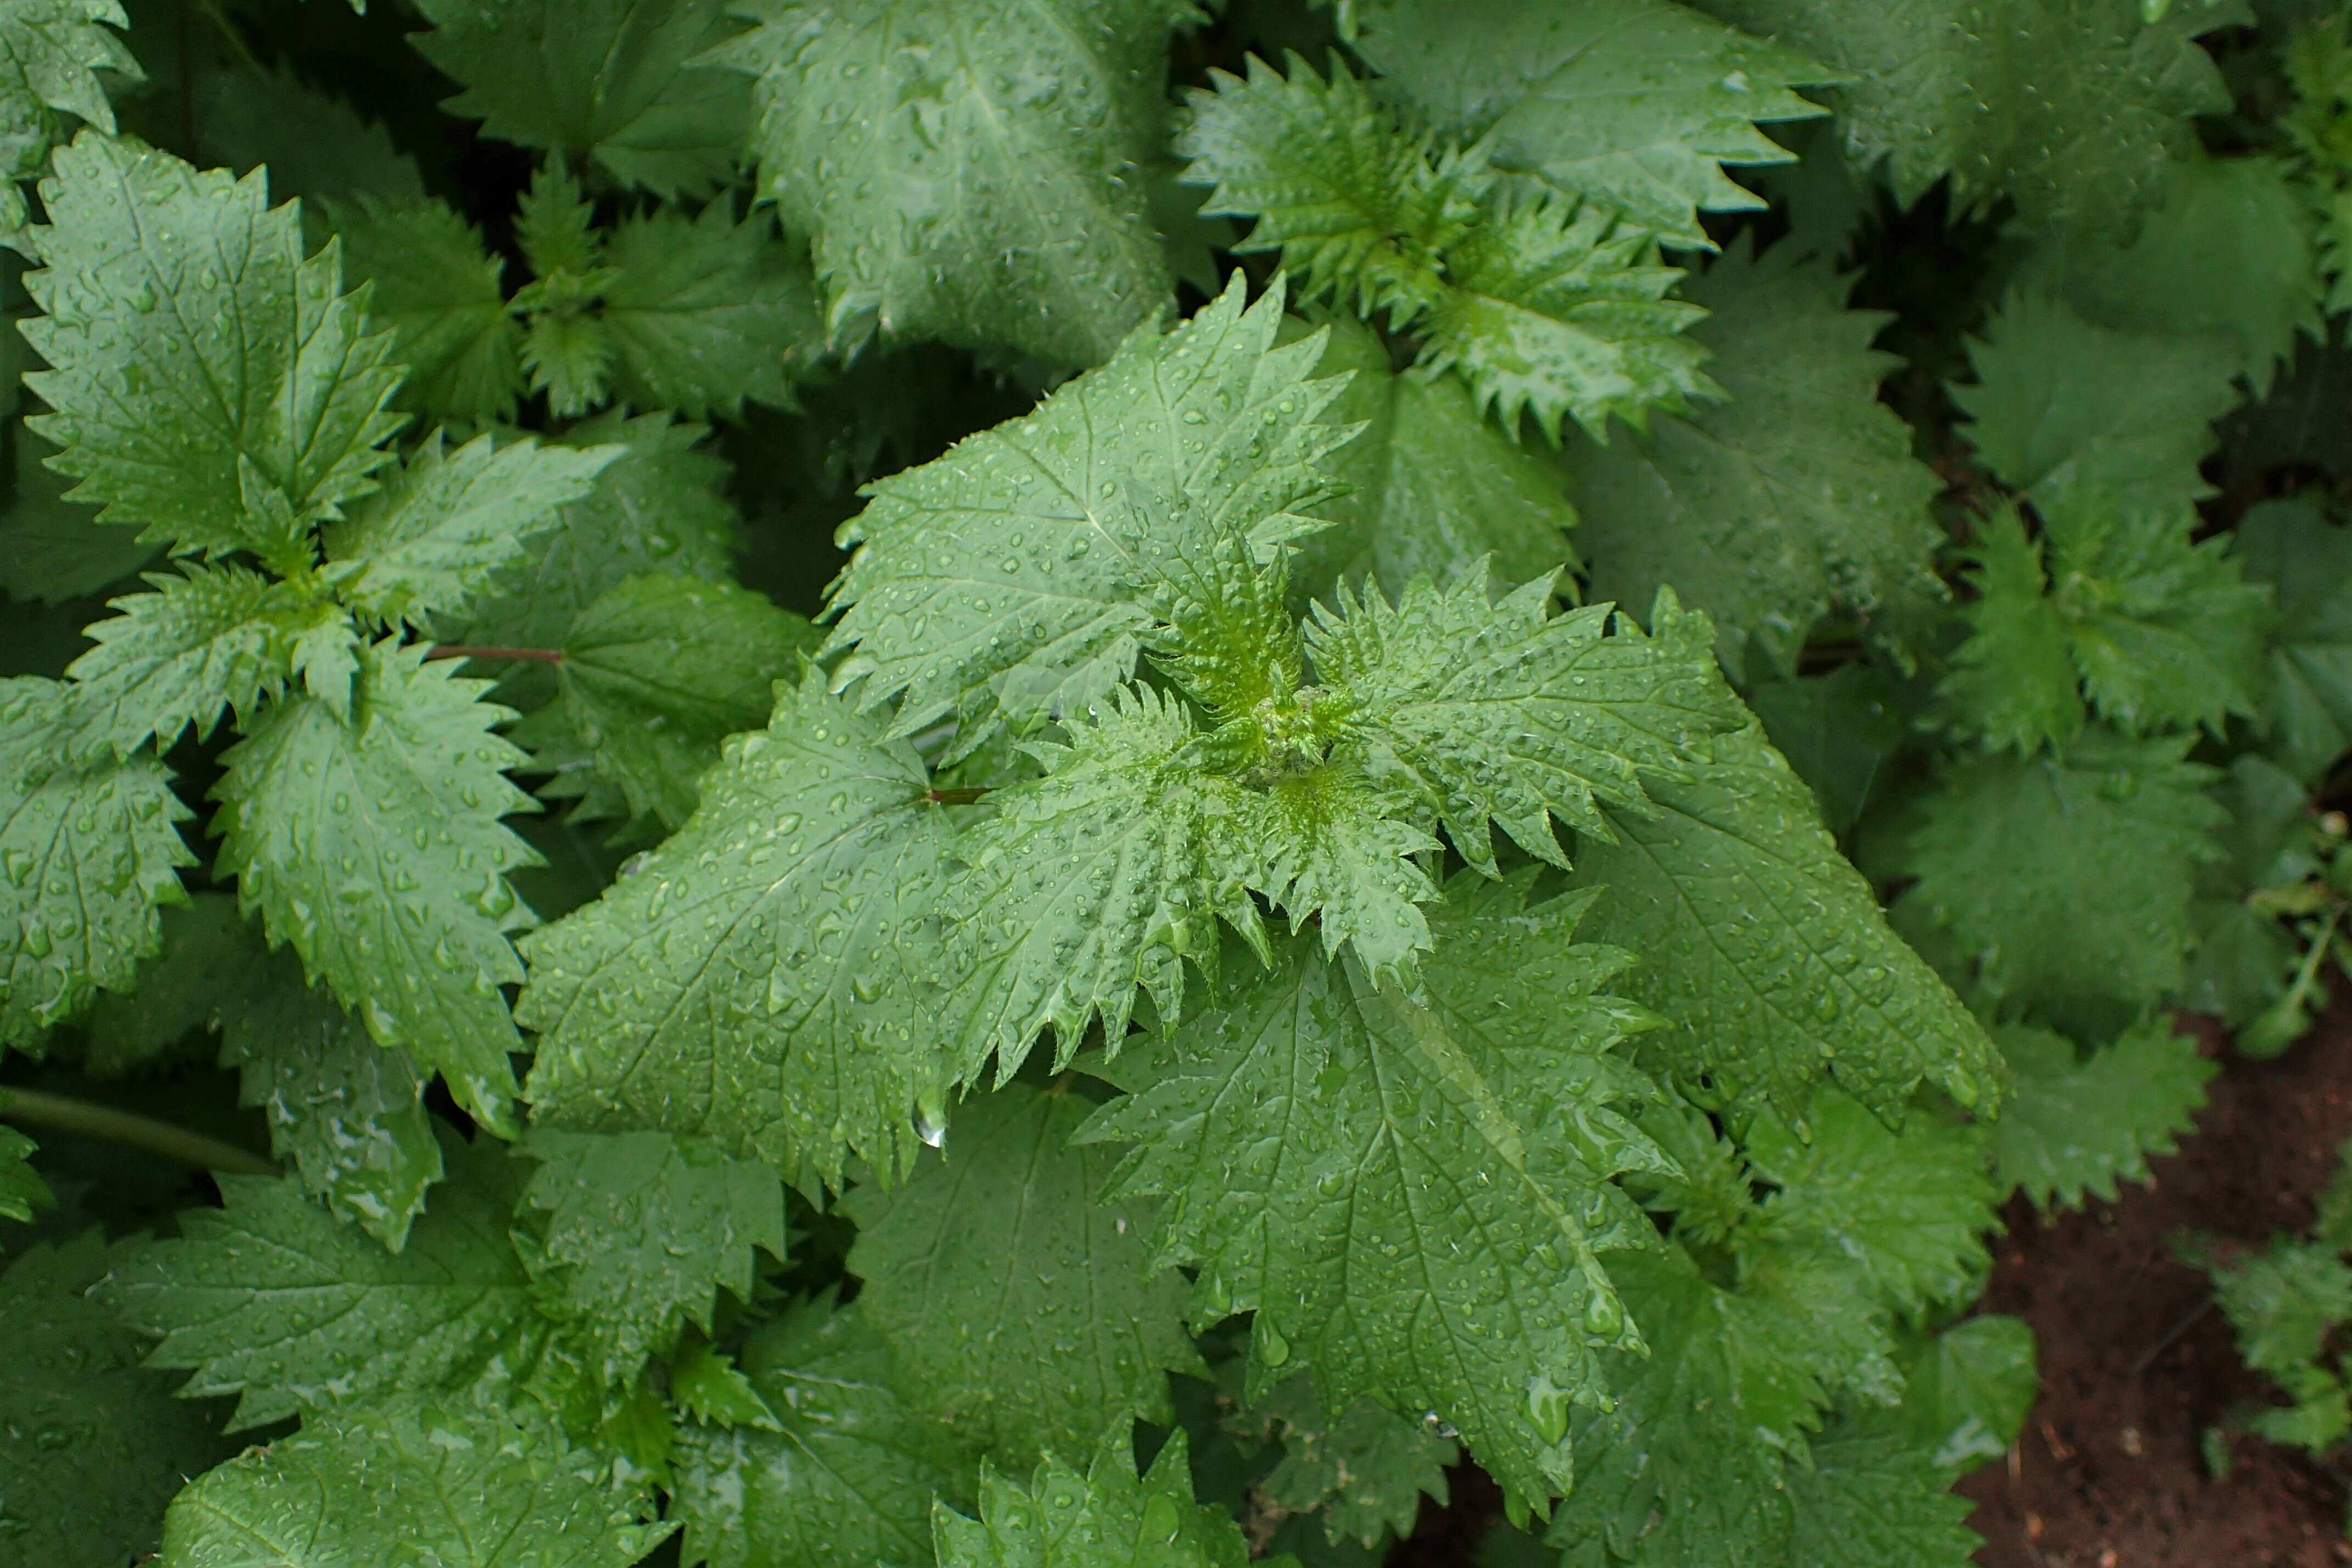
[1302,315,1578,601]
[23,132,405,568]
[107,1135,573,1431]
[672,1298,972,1568]
[1417,190,1715,444]
[327,195,524,424]
[1310,577,1744,876]
[933,1430,1254,1568]
[521,670,958,1191]
[722,0,1186,365]
[158,1399,673,1567]
[1562,711,2001,1125]
[1571,236,1945,681]
[844,1084,1199,1463]
[322,431,619,627]
[1,677,194,1047]
[1953,290,2240,518]
[0,1233,236,1567]
[217,950,444,1250]
[1784,1411,1983,1568]
[600,199,826,418]
[825,275,1353,746]
[57,563,311,759]
[542,573,818,832]
[1895,1315,2039,1472]
[1081,921,1659,1508]
[1898,729,2223,1039]
[213,640,543,1131]
[2235,496,2352,780]
[1178,52,1471,325]
[447,409,741,652]
[1989,1022,2216,1210]
[1687,0,2237,231]
[2212,1239,2352,1381]
[1939,507,2084,753]
[515,1128,786,1387]
[410,0,749,197]
[1351,0,1830,247]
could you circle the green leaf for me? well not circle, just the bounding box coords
[1177,52,1470,325]
[668,1336,776,1430]
[1,677,194,1047]
[0,1121,45,1220]
[23,132,405,568]
[187,59,427,212]
[410,0,748,197]
[2009,154,2322,397]
[0,1232,236,1566]
[1303,316,1577,602]
[1687,0,2239,231]
[843,1083,1200,1464]
[108,1135,574,1430]
[77,892,265,1075]
[674,1302,971,1568]
[722,0,1186,366]
[1416,189,1715,444]
[0,1,137,186]
[1571,236,1945,681]
[1944,496,2274,748]
[1247,1376,1455,1548]
[1897,729,2223,1038]
[1989,1021,2216,1210]
[542,572,818,832]
[1352,0,1830,247]
[157,1399,673,1567]
[1744,662,1914,836]
[2236,497,2352,780]
[448,409,741,652]
[213,640,543,1131]
[1783,1411,1982,1568]
[937,683,1429,1076]
[1742,1090,1997,1315]
[521,669,957,1191]
[322,430,619,627]
[1895,1315,2039,1471]
[327,195,524,424]
[56,563,311,759]
[599,198,825,419]
[933,1430,1256,1568]
[825,275,1353,746]
[0,427,154,602]
[2212,1238,2352,1380]
[1080,902,1664,1508]
[1938,507,2084,753]
[1311,579,1742,876]
[1565,719,2001,1127]
[515,1128,785,1387]
[1953,290,2240,518]
[217,949,444,1250]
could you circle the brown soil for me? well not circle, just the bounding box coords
[1961,1002,2352,1568]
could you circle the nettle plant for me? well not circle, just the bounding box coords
[3,0,2350,1564]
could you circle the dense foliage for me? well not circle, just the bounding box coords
[4,1,2351,1563]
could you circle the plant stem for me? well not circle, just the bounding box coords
[427,644,565,666]
[0,1088,279,1176]
[928,787,989,805]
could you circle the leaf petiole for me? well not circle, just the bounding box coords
[0,1087,278,1176]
